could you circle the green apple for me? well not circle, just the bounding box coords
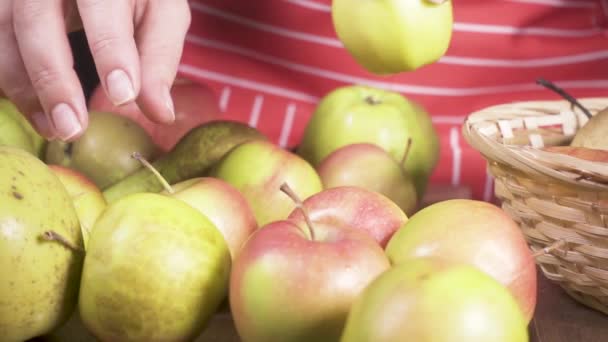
[385,199,537,322]
[297,85,439,199]
[332,0,453,74]
[341,257,529,342]
[0,97,46,157]
[0,110,35,154]
[0,146,84,342]
[229,203,391,342]
[78,192,231,342]
[211,140,323,227]
[49,165,107,251]
[316,142,418,216]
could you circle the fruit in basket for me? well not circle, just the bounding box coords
[102,120,267,203]
[316,141,418,216]
[0,98,46,157]
[49,166,107,251]
[385,199,537,322]
[542,146,608,162]
[229,184,391,342]
[287,185,408,248]
[0,146,84,342]
[89,78,221,152]
[132,151,258,260]
[570,108,608,149]
[45,111,159,190]
[78,193,231,342]
[331,0,453,74]
[297,85,440,199]
[340,257,529,342]
[211,140,323,226]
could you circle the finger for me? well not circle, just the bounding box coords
[77,0,140,107]
[0,3,54,139]
[13,0,88,141]
[135,0,192,124]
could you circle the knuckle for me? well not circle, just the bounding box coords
[29,67,61,93]
[89,33,122,57]
[12,0,47,29]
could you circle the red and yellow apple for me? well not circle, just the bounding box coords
[341,257,529,342]
[288,186,408,248]
[229,216,390,342]
[385,199,537,322]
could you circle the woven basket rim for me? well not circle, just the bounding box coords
[462,97,608,190]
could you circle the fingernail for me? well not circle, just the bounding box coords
[106,69,135,106]
[164,86,176,123]
[31,111,55,139]
[51,103,82,141]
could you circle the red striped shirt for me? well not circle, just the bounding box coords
[178,0,608,201]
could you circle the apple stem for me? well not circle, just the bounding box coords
[364,96,381,105]
[532,240,567,258]
[131,152,175,194]
[41,230,84,253]
[401,137,413,166]
[536,78,592,119]
[279,182,316,241]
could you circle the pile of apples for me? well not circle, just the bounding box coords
[1,83,537,342]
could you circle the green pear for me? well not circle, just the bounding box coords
[0,98,46,157]
[341,258,529,342]
[0,110,35,154]
[45,111,159,190]
[332,0,453,74]
[211,139,323,227]
[297,85,440,199]
[571,108,608,149]
[102,120,267,203]
[0,146,84,342]
[78,192,231,342]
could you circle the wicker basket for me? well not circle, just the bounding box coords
[462,97,608,315]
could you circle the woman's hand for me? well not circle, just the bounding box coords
[0,0,192,141]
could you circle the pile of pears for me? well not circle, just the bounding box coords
[0,99,268,342]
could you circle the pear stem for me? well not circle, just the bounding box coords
[41,230,84,253]
[280,182,316,241]
[131,152,174,194]
[532,240,567,258]
[536,78,592,119]
[401,137,413,166]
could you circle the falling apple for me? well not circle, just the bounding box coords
[341,257,529,342]
[316,141,418,216]
[229,183,391,342]
[331,0,453,74]
[287,185,408,248]
[385,199,537,322]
